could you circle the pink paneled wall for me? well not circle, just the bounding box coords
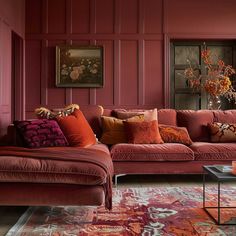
[0,0,25,135]
[24,0,236,119]
[164,0,236,34]
[25,0,164,118]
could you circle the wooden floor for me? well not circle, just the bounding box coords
[0,174,232,236]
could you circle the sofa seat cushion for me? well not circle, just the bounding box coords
[190,142,236,161]
[0,144,112,186]
[111,143,194,161]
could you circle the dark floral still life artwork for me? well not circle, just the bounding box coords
[56,46,103,87]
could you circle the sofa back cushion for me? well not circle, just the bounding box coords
[177,110,214,142]
[113,108,157,121]
[78,106,104,139]
[213,110,236,123]
[157,109,177,126]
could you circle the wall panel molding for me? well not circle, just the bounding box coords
[66,0,72,35]
[25,0,166,118]
[42,0,48,34]
[65,39,72,105]
[114,39,121,105]
[0,0,25,135]
[41,39,48,105]
[138,39,144,105]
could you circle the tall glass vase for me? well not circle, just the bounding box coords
[207,94,221,110]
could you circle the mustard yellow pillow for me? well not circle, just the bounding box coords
[100,115,144,145]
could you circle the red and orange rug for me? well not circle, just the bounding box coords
[6,187,236,235]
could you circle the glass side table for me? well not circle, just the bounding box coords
[203,165,236,225]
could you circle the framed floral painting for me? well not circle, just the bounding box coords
[56,45,103,87]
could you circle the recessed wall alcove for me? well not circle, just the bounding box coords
[166,39,236,110]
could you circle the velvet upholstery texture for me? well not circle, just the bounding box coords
[159,125,192,146]
[56,109,96,147]
[77,105,104,139]
[0,144,111,185]
[14,119,68,148]
[157,109,177,126]
[113,160,232,175]
[111,143,194,161]
[100,115,144,145]
[177,110,214,142]
[213,110,236,123]
[124,120,163,144]
[190,142,236,161]
[208,122,236,142]
[0,183,105,206]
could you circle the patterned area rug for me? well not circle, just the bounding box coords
[6,187,236,236]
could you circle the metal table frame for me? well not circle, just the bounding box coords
[203,166,236,225]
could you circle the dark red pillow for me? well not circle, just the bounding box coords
[123,120,164,144]
[56,109,96,147]
[14,119,68,148]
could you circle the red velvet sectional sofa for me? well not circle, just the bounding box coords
[0,106,236,209]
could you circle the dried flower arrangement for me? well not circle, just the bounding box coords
[182,44,236,103]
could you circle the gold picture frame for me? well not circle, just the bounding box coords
[56,45,103,87]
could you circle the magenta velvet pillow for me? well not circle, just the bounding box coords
[14,119,68,148]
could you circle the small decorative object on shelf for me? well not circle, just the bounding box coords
[181,43,236,109]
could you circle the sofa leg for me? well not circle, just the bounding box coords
[114,174,126,187]
[94,208,98,223]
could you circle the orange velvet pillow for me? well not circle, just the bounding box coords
[123,120,164,144]
[159,125,192,146]
[56,109,96,147]
[100,115,144,145]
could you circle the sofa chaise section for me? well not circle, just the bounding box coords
[0,144,113,209]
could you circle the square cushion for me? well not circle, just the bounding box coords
[190,142,236,161]
[14,119,68,148]
[111,143,194,161]
[124,120,163,144]
[100,115,144,145]
[177,110,214,142]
